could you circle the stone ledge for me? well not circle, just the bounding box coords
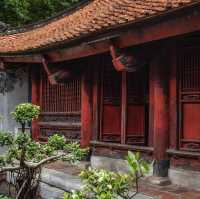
[41,168,82,192]
[169,168,200,191]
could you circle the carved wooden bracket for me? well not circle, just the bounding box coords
[110,44,143,72]
[42,57,76,85]
[42,57,57,85]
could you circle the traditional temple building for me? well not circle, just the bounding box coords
[0,0,200,189]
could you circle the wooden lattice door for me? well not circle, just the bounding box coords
[100,56,148,145]
[100,61,121,143]
[178,47,200,151]
[39,71,81,140]
[126,71,147,145]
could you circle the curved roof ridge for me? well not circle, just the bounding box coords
[0,0,197,55]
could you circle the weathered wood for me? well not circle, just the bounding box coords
[2,7,200,64]
[92,62,100,141]
[31,66,41,140]
[169,43,178,149]
[91,140,154,153]
[151,49,169,160]
[121,71,127,144]
[81,67,93,147]
[149,46,170,177]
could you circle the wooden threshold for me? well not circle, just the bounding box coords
[167,149,200,158]
[90,141,153,153]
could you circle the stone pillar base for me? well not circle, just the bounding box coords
[153,159,170,177]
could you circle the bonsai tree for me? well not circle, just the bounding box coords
[63,151,150,199]
[11,103,40,133]
[0,103,88,199]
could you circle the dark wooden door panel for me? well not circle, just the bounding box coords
[178,47,200,151]
[182,103,200,140]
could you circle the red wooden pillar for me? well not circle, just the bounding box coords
[150,48,170,177]
[31,66,41,140]
[81,67,93,147]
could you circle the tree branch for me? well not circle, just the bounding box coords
[24,153,65,169]
[0,165,21,173]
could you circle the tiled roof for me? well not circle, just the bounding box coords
[0,0,196,54]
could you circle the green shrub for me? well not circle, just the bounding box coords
[48,134,66,150]
[11,103,40,128]
[63,151,151,199]
[0,131,13,146]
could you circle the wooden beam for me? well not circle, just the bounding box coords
[150,46,170,177]
[169,43,178,150]
[1,7,200,63]
[46,7,200,62]
[121,72,127,144]
[2,55,42,63]
[92,60,100,141]
[81,66,93,147]
[31,66,41,140]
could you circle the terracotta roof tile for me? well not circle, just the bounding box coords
[0,0,197,54]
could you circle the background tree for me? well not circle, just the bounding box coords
[0,0,81,28]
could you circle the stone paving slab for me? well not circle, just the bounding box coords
[39,163,200,199]
[40,168,154,199]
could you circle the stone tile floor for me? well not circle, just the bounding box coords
[140,182,200,199]
[45,161,200,199]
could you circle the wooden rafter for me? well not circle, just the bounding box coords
[41,57,57,85]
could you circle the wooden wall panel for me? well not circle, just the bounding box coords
[127,105,145,135]
[101,57,121,143]
[182,103,200,140]
[102,105,121,135]
[178,46,200,151]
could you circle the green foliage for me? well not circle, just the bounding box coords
[0,0,81,27]
[6,146,20,164]
[0,156,6,167]
[48,134,66,150]
[64,142,89,162]
[0,131,13,146]
[11,103,40,126]
[64,152,151,199]
[15,132,31,147]
[63,191,85,199]
[0,130,88,164]
[0,195,11,199]
[126,151,150,178]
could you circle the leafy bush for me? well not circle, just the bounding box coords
[48,134,66,150]
[64,142,89,162]
[11,103,40,127]
[0,131,13,146]
[63,151,151,199]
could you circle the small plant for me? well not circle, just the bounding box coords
[48,134,66,150]
[11,103,40,132]
[0,131,13,146]
[63,151,150,199]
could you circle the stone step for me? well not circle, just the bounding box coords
[39,167,154,199]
